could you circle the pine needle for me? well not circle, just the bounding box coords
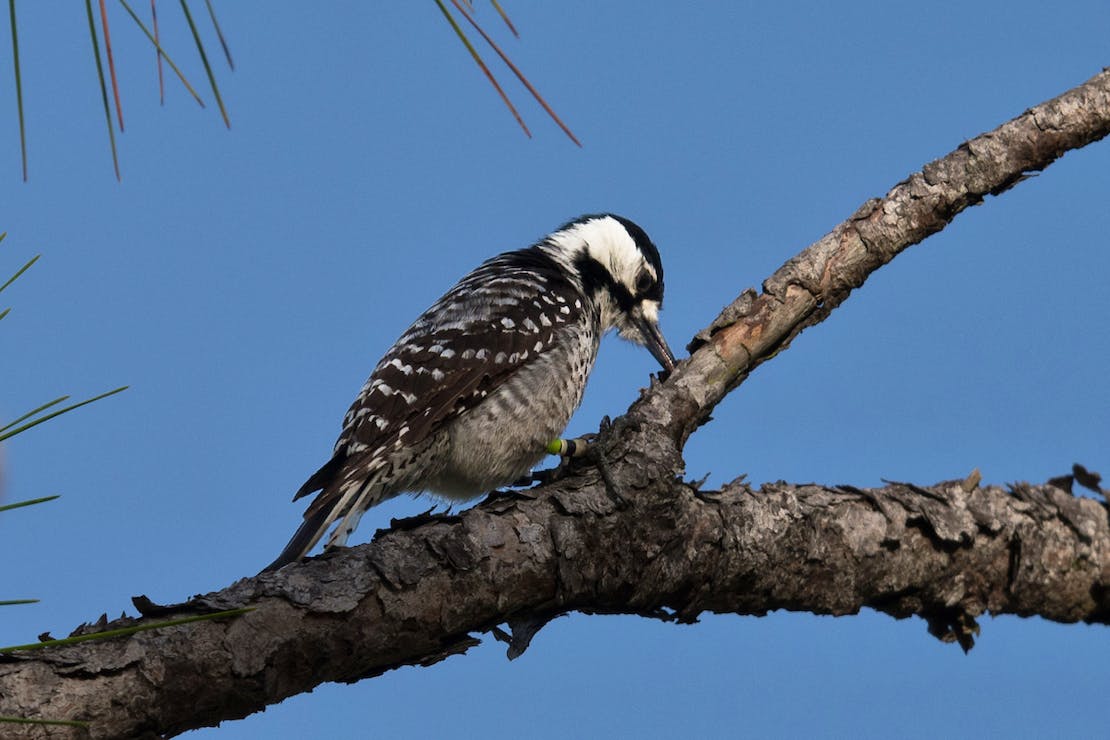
[85,0,121,179]
[0,716,89,728]
[434,0,530,138]
[98,0,125,132]
[0,386,128,442]
[152,0,164,104]
[203,0,233,69]
[0,253,38,294]
[8,0,27,180]
[180,0,229,127]
[118,0,206,108]
[0,607,254,652]
[452,0,580,146]
[489,0,518,37]
[0,396,69,433]
[0,495,60,513]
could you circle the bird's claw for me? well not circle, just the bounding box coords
[522,418,627,508]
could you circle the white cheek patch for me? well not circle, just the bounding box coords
[640,299,660,323]
[581,218,643,283]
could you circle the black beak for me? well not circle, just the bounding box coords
[635,314,677,374]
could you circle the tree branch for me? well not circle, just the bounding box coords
[1,69,1109,738]
[1,473,1108,737]
[667,67,1110,443]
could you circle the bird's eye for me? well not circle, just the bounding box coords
[635,272,654,295]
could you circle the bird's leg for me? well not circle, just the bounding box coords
[581,416,627,509]
[509,419,627,508]
[531,431,600,485]
[504,432,597,489]
[538,418,628,508]
[544,434,596,459]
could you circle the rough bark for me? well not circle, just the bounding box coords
[1,69,1109,738]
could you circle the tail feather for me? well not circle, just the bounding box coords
[324,481,380,551]
[260,503,336,573]
[262,475,379,573]
[293,454,344,501]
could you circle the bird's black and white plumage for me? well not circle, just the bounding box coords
[263,214,677,571]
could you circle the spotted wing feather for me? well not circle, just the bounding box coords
[292,247,585,529]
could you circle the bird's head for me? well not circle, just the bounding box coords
[544,213,677,373]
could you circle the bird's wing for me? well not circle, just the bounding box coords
[296,248,588,506]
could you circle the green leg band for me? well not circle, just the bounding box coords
[547,437,589,457]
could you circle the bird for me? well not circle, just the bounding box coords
[263,213,677,572]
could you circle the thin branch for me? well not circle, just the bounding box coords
[661,67,1110,442]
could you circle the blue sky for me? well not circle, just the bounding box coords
[2,2,1108,737]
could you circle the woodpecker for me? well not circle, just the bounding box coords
[264,214,677,571]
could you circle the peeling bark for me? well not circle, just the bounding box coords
[1,69,1109,738]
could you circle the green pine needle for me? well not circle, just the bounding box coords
[203,0,233,69]
[180,0,229,127]
[0,495,60,513]
[434,0,530,137]
[0,607,254,653]
[0,396,70,433]
[0,386,127,442]
[117,0,206,107]
[0,253,39,294]
[0,599,40,606]
[8,0,27,180]
[0,716,90,728]
[85,0,121,179]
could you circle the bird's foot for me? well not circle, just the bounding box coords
[506,432,600,490]
[586,440,627,509]
[568,417,628,509]
[480,487,537,505]
[388,505,460,531]
[512,419,628,509]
